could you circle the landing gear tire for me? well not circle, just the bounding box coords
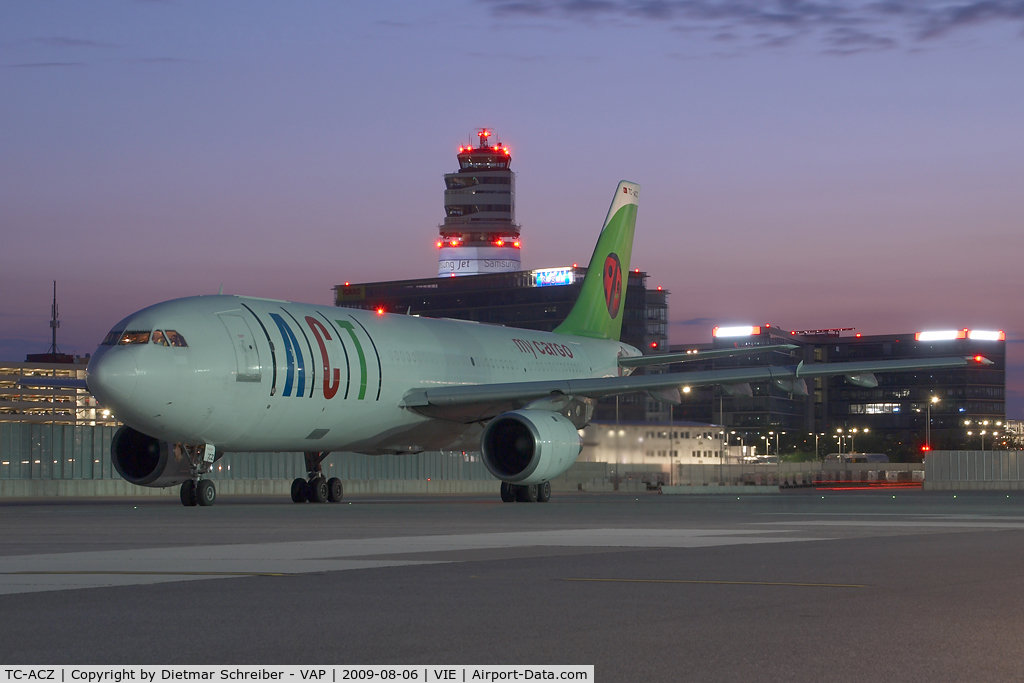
[537,481,551,503]
[516,484,539,503]
[500,482,517,503]
[309,477,329,503]
[290,478,306,503]
[180,480,198,507]
[196,479,216,506]
[327,477,343,503]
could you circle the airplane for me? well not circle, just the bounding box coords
[31,181,984,506]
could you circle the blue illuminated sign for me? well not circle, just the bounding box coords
[534,268,574,287]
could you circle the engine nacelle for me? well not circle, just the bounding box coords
[111,425,193,488]
[481,409,583,485]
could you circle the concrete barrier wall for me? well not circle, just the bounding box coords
[0,478,502,498]
[924,451,1024,491]
[0,423,494,483]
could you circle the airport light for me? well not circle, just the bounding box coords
[713,326,761,338]
[812,432,825,461]
[926,396,939,451]
[850,428,868,453]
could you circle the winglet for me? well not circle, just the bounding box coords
[553,181,639,340]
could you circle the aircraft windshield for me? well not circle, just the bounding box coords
[117,331,151,345]
[101,328,125,346]
[164,330,188,347]
[152,330,169,346]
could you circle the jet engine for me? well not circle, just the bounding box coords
[481,409,583,486]
[111,425,193,488]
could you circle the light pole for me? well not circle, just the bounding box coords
[720,430,729,483]
[836,428,844,455]
[669,403,674,486]
[849,428,869,453]
[926,396,939,450]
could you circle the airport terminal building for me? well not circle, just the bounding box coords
[668,325,1006,458]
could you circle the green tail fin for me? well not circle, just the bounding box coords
[553,180,639,341]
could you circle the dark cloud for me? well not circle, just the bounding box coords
[481,0,1024,52]
[918,1,1024,39]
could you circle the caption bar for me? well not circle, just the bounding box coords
[1,667,593,683]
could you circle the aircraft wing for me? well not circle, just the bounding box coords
[16,377,89,390]
[402,356,981,422]
[618,344,799,368]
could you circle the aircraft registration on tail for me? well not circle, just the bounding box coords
[40,181,982,506]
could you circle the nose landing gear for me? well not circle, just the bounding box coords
[291,451,344,503]
[178,444,218,507]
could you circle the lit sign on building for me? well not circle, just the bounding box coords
[915,329,1005,342]
[713,326,761,338]
[533,267,575,287]
[968,330,1005,341]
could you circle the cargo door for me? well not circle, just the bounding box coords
[219,313,262,382]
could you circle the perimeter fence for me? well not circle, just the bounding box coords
[0,422,493,482]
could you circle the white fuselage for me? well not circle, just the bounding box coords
[87,295,638,454]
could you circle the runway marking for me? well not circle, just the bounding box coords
[564,578,867,588]
[758,520,1024,529]
[2,571,296,577]
[0,528,830,596]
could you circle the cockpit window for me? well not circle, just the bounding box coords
[101,328,125,346]
[117,331,151,345]
[152,330,169,346]
[165,330,188,347]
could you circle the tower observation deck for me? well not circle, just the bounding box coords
[437,129,521,276]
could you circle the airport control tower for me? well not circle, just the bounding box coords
[437,129,521,276]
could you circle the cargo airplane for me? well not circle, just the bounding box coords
[29,181,983,505]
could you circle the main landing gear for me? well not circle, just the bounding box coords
[178,444,217,507]
[291,451,344,504]
[500,481,551,503]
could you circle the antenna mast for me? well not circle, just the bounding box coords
[48,280,61,355]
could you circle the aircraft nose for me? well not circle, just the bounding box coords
[88,349,139,407]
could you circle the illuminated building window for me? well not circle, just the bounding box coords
[849,403,901,414]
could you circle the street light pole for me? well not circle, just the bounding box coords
[926,396,939,450]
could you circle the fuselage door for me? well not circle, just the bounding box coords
[219,314,262,382]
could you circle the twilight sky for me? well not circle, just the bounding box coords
[2,1,1022,415]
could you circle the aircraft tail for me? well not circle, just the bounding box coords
[553,180,639,340]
